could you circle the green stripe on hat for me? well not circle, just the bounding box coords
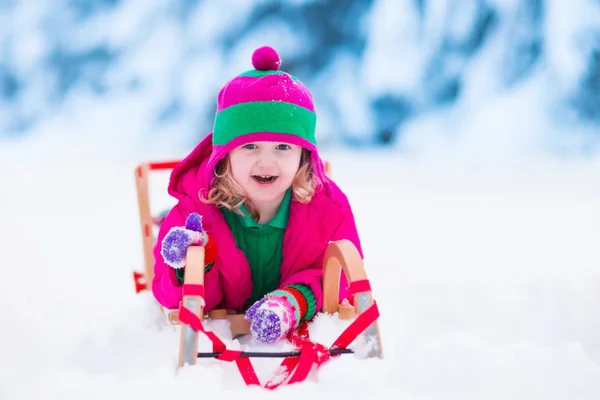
[213,101,316,146]
[238,70,300,81]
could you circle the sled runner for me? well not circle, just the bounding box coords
[132,159,382,388]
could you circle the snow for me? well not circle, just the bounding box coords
[1,146,600,399]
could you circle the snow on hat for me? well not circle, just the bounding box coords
[205,46,321,177]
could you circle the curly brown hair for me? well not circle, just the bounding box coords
[200,149,320,221]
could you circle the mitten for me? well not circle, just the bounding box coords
[245,285,316,344]
[160,213,208,269]
[245,295,298,344]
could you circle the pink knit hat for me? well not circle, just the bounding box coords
[205,46,325,181]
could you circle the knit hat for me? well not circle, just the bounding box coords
[205,46,324,180]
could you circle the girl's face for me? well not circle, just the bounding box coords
[229,141,302,205]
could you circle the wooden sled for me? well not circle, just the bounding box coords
[175,239,382,388]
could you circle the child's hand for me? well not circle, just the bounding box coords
[160,213,207,269]
[245,295,297,344]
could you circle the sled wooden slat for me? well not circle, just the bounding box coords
[168,309,250,335]
[226,314,251,336]
[337,301,356,320]
[167,310,180,324]
[204,310,251,336]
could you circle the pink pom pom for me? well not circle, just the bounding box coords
[251,46,281,71]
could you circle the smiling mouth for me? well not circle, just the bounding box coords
[252,175,278,184]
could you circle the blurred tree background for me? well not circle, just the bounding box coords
[0,0,599,156]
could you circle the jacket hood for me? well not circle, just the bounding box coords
[168,132,330,203]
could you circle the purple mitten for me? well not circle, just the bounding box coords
[245,296,297,344]
[184,212,204,233]
[160,213,207,269]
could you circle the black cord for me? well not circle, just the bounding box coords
[197,348,353,358]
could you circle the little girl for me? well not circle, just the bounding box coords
[152,46,363,344]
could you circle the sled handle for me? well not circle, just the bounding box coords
[134,163,155,289]
[322,239,383,358]
[322,240,367,313]
[134,160,182,290]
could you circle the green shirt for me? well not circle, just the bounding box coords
[222,191,289,307]
[221,189,316,319]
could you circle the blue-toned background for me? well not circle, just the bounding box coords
[1,0,599,160]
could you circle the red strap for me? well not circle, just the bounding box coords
[349,279,371,294]
[280,302,380,388]
[287,344,316,384]
[235,358,261,386]
[177,305,226,352]
[279,302,379,386]
[264,357,300,390]
[182,284,204,297]
[133,271,147,293]
[215,348,262,387]
[178,284,379,389]
[287,321,310,347]
[178,304,261,385]
[268,323,331,387]
[217,349,242,362]
[290,325,331,366]
[264,323,313,390]
[331,301,380,350]
[177,305,203,331]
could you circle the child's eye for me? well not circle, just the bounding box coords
[276,144,291,150]
[242,144,258,150]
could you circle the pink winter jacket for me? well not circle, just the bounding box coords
[152,133,363,313]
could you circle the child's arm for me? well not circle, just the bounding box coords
[246,205,362,344]
[151,204,200,309]
[245,182,362,344]
[280,197,363,313]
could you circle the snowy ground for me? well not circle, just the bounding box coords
[1,148,600,399]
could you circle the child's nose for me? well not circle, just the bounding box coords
[256,151,276,167]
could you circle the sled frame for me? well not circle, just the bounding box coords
[177,239,383,371]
